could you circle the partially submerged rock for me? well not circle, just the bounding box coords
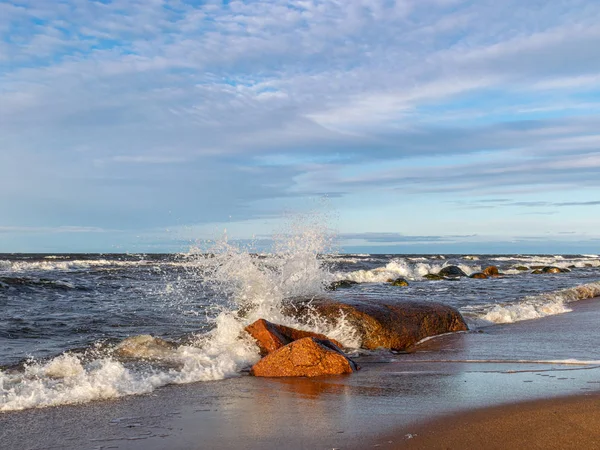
[482,266,500,277]
[470,272,488,279]
[286,297,468,351]
[515,266,529,271]
[326,280,359,291]
[438,266,468,278]
[250,337,357,377]
[245,318,343,356]
[114,335,176,359]
[531,266,569,274]
[389,277,409,286]
[542,266,569,273]
[423,274,444,281]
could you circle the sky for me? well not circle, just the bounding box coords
[1,0,599,254]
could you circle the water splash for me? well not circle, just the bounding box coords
[0,213,357,412]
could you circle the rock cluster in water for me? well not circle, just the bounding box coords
[245,318,355,377]
[243,257,582,379]
[245,298,468,378]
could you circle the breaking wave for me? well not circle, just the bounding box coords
[463,281,600,326]
[0,258,197,273]
[0,219,358,412]
[337,259,476,282]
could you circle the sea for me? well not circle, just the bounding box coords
[1,231,599,413]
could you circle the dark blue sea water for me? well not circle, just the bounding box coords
[1,249,599,412]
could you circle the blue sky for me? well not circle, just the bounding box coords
[1,0,599,253]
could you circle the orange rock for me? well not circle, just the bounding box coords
[250,337,357,377]
[482,266,500,277]
[245,318,343,356]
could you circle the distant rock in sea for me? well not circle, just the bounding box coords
[424,274,444,280]
[389,277,409,286]
[326,280,359,290]
[542,266,570,273]
[438,266,468,277]
[482,266,500,277]
[470,272,488,279]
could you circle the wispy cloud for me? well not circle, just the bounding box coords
[0,226,113,234]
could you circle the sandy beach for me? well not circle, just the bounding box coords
[383,393,600,450]
[2,295,599,449]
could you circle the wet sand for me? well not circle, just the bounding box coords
[1,297,600,449]
[381,393,600,450]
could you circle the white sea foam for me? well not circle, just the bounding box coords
[491,255,600,269]
[338,259,477,283]
[476,301,572,325]
[0,258,202,274]
[464,281,600,326]
[0,324,260,412]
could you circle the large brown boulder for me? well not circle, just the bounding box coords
[245,318,343,356]
[250,337,357,377]
[286,297,468,351]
